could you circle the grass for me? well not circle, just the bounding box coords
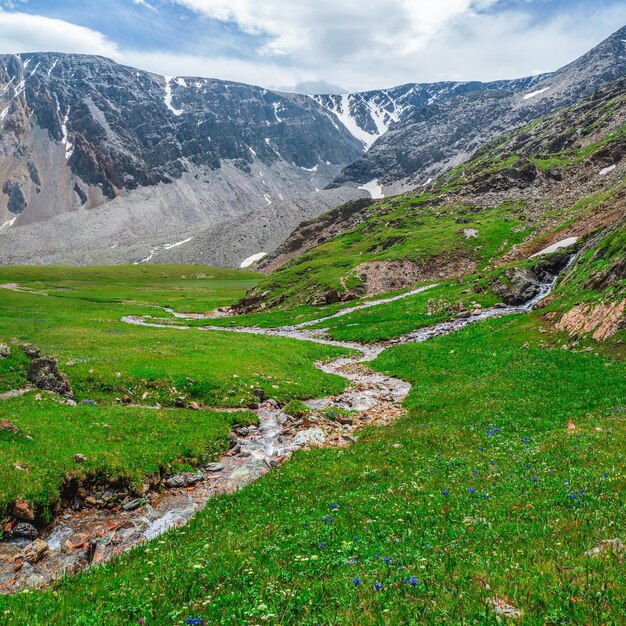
[0,264,261,313]
[0,271,351,408]
[2,313,625,624]
[0,393,256,520]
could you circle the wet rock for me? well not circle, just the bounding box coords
[492,268,543,306]
[205,462,225,472]
[237,427,250,437]
[17,539,49,564]
[292,428,326,447]
[456,311,471,319]
[27,356,74,399]
[122,499,143,512]
[12,522,38,540]
[0,419,19,434]
[74,454,88,463]
[21,343,42,360]
[0,344,10,359]
[12,498,35,521]
[163,470,204,488]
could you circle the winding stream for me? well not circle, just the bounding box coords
[0,275,563,593]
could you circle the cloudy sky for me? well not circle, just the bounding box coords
[0,0,624,92]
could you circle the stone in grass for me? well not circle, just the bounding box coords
[0,344,10,359]
[0,419,19,434]
[585,538,624,558]
[74,454,88,463]
[488,596,522,619]
[21,343,42,360]
[205,462,225,472]
[27,356,74,399]
[17,539,49,564]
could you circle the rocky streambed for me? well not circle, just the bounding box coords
[0,270,567,594]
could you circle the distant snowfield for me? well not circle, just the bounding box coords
[523,87,550,100]
[358,179,385,199]
[530,236,578,258]
[240,252,267,268]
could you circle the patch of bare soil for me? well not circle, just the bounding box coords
[352,255,477,297]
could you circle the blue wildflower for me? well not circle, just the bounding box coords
[441,489,449,496]
[407,576,419,587]
[353,536,359,542]
[472,469,478,475]
[374,552,380,559]
[567,493,577,499]
[185,618,203,626]
[322,516,334,524]
[319,542,327,549]
[531,476,538,483]
[521,437,530,443]
[330,503,339,510]
[603,472,609,478]
[383,556,391,564]
[352,577,361,586]
[469,487,476,494]
[374,583,383,591]
[482,493,489,499]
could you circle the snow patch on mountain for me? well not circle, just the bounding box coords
[358,179,384,199]
[164,77,183,116]
[523,87,550,100]
[240,252,267,268]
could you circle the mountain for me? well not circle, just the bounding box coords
[235,77,626,311]
[0,53,363,264]
[330,25,626,194]
[311,75,548,150]
[1,26,625,268]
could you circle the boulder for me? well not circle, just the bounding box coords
[0,344,10,359]
[12,498,35,521]
[293,427,326,447]
[492,268,542,306]
[21,343,42,360]
[12,522,38,540]
[27,356,74,399]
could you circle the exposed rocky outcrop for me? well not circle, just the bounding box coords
[27,356,74,399]
[331,25,626,193]
[556,299,625,341]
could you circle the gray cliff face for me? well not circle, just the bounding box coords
[312,75,548,150]
[0,52,362,258]
[329,25,626,192]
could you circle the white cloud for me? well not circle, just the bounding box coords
[0,3,625,93]
[0,9,120,57]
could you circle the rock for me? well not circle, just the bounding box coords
[252,388,266,402]
[17,539,49,564]
[164,470,204,489]
[121,395,132,404]
[21,343,42,360]
[27,356,74,399]
[488,596,522,619]
[12,498,35,521]
[205,462,225,472]
[492,268,542,306]
[122,499,143,512]
[342,435,357,443]
[186,401,201,410]
[175,396,186,408]
[0,419,19,434]
[79,399,97,406]
[237,427,250,437]
[585,538,624,558]
[12,522,38,540]
[545,166,564,181]
[74,454,87,463]
[292,427,326,447]
[0,344,10,359]
[456,311,471,319]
